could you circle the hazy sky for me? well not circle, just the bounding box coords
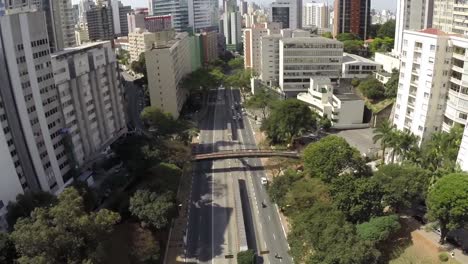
[72,0,396,12]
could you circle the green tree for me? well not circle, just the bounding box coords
[129,190,176,230]
[228,57,244,70]
[377,20,396,38]
[161,140,192,167]
[357,214,400,243]
[129,227,160,263]
[343,40,364,55]
[369,37,394,53]
[284,178,331,215]
[268,169,301,209]
[322,32,333,39]
[237,249,255,264]
[330,173,384,223]
[337,33,359,41]
[373,164,430,211]
[358,77,385,100]
[303,135,365,183]
[261,99,315,144]
[11,188,120,264]
[384,68,399,98]
[245,87,279,119]
[318,116,332,131]
[420,125,463,175]
[6,191,57,229]
[131,53,146,76]
[427,173,468,243]
[388,130,419,163]
[225,69,253,98]
[69,181,98,212]
[0,232,17,264]
[372,120,394,162]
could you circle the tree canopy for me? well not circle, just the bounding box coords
[11,188,120,264]
[373,164,430,211]
[245,87,279,119]
[357,214,400,243]
[129,190,176,230]
[384,69,399,98]
[369,37,394,53]
[377,20,396,38]
[261,99,316,144]
[358,77,386,100]
[0,232,17,264]
[303,135,365,182]
[6,191,57,230]
[268,169,302,209]
[237,250,255,264]
[427,173,468,243]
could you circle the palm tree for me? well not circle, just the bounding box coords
[373,120,394,162]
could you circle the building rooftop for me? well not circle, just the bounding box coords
[333,79,362,101]
[52,41,110,58]
[343,52,378,64]
[281,36,342,44]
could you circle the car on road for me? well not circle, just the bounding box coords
[233,115,237,120]
[261,177,268,185]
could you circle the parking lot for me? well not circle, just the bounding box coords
[333,128,379,156]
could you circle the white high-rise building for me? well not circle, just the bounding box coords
[0,10,68,229]
[5,0,77,51]
[269,0,301,29]
[51,41,127,169]
[188,0,219,32]
[146,32,192,118]
[221,0,242,51]
[393,0,433,56]
[243,22,281,73]
[279,31,343,97]
[302,2,329,30]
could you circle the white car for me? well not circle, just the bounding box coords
[233,115,237,120]
[261,177,268,185]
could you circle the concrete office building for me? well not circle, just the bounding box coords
[269,0,302,29]
[260,32,283,86]
[144,15,173,32]
[393,29,454,142]
[279,32,343,97]
[149,0,188,32]
[200,31,218,64]
[146,32,192,118]
[86,5,114,41]
[4,0,76,51]
[127,8,148,34]
[342,53,381,79]
[303,2,329,30]
[244,22,281,73]
[0,10,70,229]
[51,41,127,170]
[394,0,433,56]
[78,0,95,24]
[111,0,131,36]
[297,78,365,129]
[128,29,175,62]
[188,0,219,32]
[75,26,90,45]
[221,0,242,51]
[333,0,371,40]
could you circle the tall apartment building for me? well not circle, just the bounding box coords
[243,22,281,73]
[279,33,343,97]
[0,10,69,228]
[5,0,76,51]
[86,5,114,41]
[333,0,371,40]
[269,0,302,29]
[394,0,433,56]
[146,32,192,118]
[260,32,283,86]
[200,31,219,64]
[303,2,329,30]
[144,15,173,32]
[188,0,219,32]
[127,8,148,34]
[433,0,468,35]
[78,0,95,24]
[221,0,242,51]
[111,0,131,36]
[128,29,175,62]
[51,41,127,169]
[149,0,188,32]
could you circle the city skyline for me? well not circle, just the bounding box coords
[72,0,397,12]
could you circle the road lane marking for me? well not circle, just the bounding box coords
[268,215,271,220]
[273,234,276,240]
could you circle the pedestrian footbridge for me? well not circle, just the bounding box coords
[192,149,300,161]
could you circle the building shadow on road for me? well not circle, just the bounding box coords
[239,179,258,252]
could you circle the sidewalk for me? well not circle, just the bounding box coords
[414,227,468,263]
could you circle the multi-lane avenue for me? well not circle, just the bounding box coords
[186,87,292,264]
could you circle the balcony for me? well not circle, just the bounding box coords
[407,100,416,108]
[409,89,417,97]
[413,58,421,64]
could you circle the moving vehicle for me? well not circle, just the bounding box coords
[261,177,268,185]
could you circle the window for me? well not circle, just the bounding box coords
[430,45,436,51]
[459,112,467,120]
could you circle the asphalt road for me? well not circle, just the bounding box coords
[186,87,292,264]
[121,71,144,130]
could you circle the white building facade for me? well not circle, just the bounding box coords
[302,2,329,30]
[342,53,381,79]
[269,0,301,29]
[146,32,192,118]
[394,0,433,56]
